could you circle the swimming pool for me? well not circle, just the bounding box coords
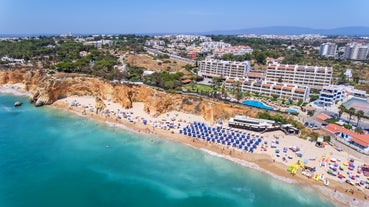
[286,109,298,114]
[242,100,274,110]
[343,97,369,116]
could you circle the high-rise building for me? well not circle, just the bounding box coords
[344,42,369,60]
[198,59,250,78]
[319,42,337,57]
[265,64,333,90]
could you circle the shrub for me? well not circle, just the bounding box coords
[343,124,352,130]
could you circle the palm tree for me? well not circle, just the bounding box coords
[338,104,346,120]
[348,107,356,124]
[356,110,365,127]
[220,83,227,99]
[232,81,240,95]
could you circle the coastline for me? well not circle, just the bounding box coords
[1,84,368,207]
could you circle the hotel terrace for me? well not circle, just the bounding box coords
[266,64,333,90]
[198,59,250,79]
[225,79,310,101]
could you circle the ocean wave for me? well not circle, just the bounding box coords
[315,185,367,207]
[199,148,297,184]
[1,106,12,112]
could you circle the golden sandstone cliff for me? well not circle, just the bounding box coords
[0,69,259,121]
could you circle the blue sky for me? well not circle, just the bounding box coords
[1,0,368,34]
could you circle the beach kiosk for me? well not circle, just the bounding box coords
[315,137,324,148]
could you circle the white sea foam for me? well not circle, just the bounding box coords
[0,88,30,97]
[1,106,12,112]
[315,185,367,207]
[199,148,298,184]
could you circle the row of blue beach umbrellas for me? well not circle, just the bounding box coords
[179,121,262,153]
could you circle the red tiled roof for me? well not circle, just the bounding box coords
[295,88,306,93]
[351,137,369,147]
[282,87,293,91]
[316,113,330,121]
[325,124,369,147]
[247,72,264,78]
[182,79,192,84]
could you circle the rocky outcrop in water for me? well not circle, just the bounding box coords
[14,101,23,107]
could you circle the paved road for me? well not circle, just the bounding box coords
[322,110,369,129]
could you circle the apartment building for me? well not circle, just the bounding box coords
[265,64,333,90]
[319,42,337,58]
[199,59,250,78]
[344,42,369,60]
[225,79,310,101]
[213,45,253,57]
[199,41,231,53]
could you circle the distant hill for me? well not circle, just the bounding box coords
[205,26,369,36]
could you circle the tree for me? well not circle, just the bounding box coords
[220,83,227,99]
[338,105,346,119]
[356,110,365,127]
[232,81,241,96]
[348,107,356,124]
[272,94,278,101]
[297,99,303,106]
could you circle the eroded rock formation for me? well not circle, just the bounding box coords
[0,69,260,121]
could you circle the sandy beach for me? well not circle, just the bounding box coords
[2,84,369,207]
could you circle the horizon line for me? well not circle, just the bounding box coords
[2,25,369,37]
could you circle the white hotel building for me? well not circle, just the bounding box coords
[198,59,250,79]
[266,64,333,90]
[317,85,367,107]
[317,85,346,107]
[225,79,310,101]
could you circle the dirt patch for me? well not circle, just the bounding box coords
[125,54,193,76]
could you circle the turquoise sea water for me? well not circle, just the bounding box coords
[0,94,336,207]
